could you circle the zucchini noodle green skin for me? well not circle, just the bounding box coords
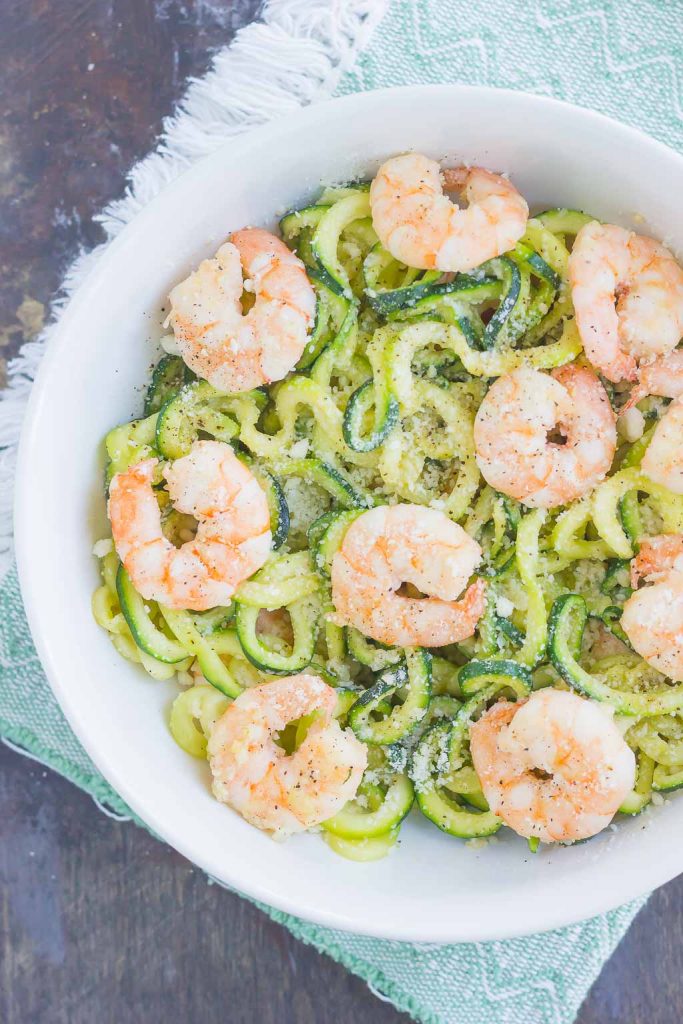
[94,188,683,857]
[549,594,683,716]
[348,649,432,744]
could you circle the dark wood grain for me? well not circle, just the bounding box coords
[1,2,682,1022]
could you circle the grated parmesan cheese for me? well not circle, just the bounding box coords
[92,538,114,558]
[288,439,310,460]
[160,333,180,355]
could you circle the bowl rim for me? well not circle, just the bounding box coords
[14,83,683,942]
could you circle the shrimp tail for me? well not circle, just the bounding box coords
[446,576,487,641]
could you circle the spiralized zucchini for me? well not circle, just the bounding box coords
[93,187,683,857]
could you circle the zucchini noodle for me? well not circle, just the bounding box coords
[93,184,683,857]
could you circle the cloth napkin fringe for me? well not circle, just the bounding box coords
[0,0,387,582]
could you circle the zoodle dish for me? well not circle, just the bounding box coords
[93,153,683,860]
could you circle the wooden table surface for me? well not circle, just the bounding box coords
[1,3,682,1022]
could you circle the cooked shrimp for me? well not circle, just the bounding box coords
[621,349,683,412]
[108,440,271,610]
[629,533,683,587]
[623,535,683,680]
[369,154,528,272]
[569,222,683,383]
[641,394,683,493]
[330,504,485,647]
[168,227,316,394]
[470,689,635,843]
[208,675,367,837]
[622,566,683,681]
[473,364,616,509]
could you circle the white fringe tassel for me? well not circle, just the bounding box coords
[0,0,387,581]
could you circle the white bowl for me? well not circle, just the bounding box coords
[15,85,683,942]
